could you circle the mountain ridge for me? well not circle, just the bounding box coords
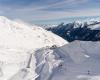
[46,20,100,42]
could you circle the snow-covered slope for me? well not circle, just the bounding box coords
[0,16,67,80]
[56,41,100,80]
[35,41,100,80]
[0,16,67,50]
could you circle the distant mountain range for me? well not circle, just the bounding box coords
[45,20,100,42]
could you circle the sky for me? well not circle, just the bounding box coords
[0,0,100,24]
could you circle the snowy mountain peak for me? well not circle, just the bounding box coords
[73,21,83,28]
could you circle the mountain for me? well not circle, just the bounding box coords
[0,16,100,80]
[46,20,100,42]
[0,16,67,80]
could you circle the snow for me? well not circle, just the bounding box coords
[88,23,100,30]
[49,41,100,80]
[33,40,100,80]
[73,20,100,30]
[35,47,62,80]
[0,16,67,80]
[73,21,83,28]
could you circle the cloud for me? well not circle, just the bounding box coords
[15,0,89,11]
[0,0,100,24]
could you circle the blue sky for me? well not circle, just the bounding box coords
[0,0,100,24]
